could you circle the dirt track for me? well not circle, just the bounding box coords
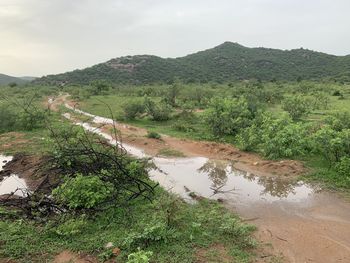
[51,95,350,263]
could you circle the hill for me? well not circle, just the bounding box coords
[0,73,32,85]
[33,42,350,85]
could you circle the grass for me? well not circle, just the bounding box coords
[157,148,185,157]
[0,191,257,263]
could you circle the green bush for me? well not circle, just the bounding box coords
[324,111,350,131]
[0,103,46,134]
[144,97,172,121]
[282,95,311,120]
[204,97,253,136]
[260,115,310,159]
[123,101,145,120]
[127,249,153,263]
[122,222,173,249]
[53,174,113,209]
[312,127,350,165]
[146,131,161,139]
[335,157,350,178]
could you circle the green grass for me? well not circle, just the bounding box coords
[157,148,185,157]
[0,191,257,263]
[80,95,213,141]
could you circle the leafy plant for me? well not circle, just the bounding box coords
[282,95,311,120]
[146,131,161,139]
[53,174,113,209]
[205,97,252,136]
[127,248,153,263]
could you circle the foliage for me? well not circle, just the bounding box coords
[48,125,157,211]
[324,111,350,131]
[312,126,350,165]
[0,196,256,263]
[0,100,46,134]
[259,115,310,159]
[127,249,153,263]
[282,95,311,120]
[204,97,252,136]
[144,97,172,121]
[123,101,145,120]
[146,131,161,139]
[33,42,350,85]
[335,157,350,178]
[53,174,113,209]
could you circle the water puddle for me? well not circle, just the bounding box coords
[63,105,316,207]
[0,155,28,197]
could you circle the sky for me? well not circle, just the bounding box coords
[1,0,350,77]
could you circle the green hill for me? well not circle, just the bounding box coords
[34,42,350,85]
[0,73,31,85]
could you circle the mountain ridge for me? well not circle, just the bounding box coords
[33,42,350,85]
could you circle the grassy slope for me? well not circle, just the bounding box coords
[1,193,256,263]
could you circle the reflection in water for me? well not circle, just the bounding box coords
[64,104,316,205]
[198,159,301,198]
[198,160,228,189]
[198,160,306,198]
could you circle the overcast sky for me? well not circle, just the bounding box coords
[1,0,350,77]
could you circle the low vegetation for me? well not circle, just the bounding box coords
[0,86,257,262]
[75,80,350,191]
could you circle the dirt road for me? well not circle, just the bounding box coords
[53,95,350,263]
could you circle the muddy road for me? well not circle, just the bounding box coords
[43,96,350,262]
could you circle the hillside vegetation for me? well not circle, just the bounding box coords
[34,42,350,85]
[0,73,31,85]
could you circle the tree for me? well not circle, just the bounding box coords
[312,127,350,165]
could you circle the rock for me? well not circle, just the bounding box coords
[112,247,121,256]
[105,242,114,248]
[253,162,258,166]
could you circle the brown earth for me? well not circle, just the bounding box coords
[53,250,99,263]
[0,153,60,194]
[0,132,29,153]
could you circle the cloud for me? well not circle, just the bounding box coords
[1,0,350,76]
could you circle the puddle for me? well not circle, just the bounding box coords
[150,157,314,204]
[65,103,114,124]
[63,105,316,207]
[0,155,29,197]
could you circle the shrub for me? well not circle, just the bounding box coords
[123,101,145,120]
[146,131,161,139]
[53,174,113,209]
[122,222,173,249]
[236,123,261,151]
[144,97,172,121]
[324,111,350,131]
[312,127,350,165]
[335,157,350,178]
[204,97,252,136]
[282,95,312,120]
[0,103,46,133]
[172,121,196,133]
[333,90,342,96]
[127,249,153,263]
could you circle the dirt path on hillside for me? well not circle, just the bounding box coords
[49,95,350,263]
